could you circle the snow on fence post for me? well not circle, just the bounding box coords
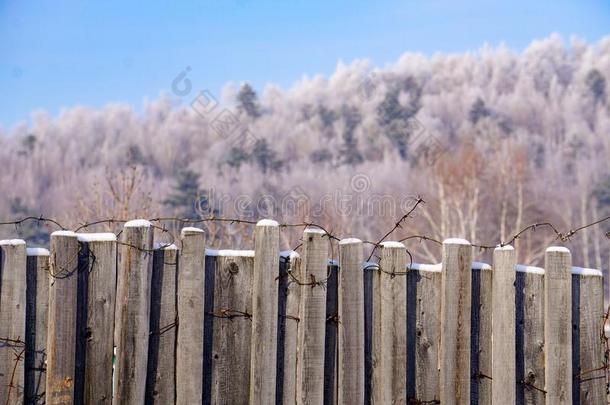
[571,267,606,403]
[24,247,50,405]
[371,241,407,404]
[209,250,254,404]
[406,263,441,403]
[515,264,545,405]
[491,246,516,405]
[440,238,472,405]
[146,243,179,404]
[280,251,302,405]
[296,228,329,404]
[544,246,572,405]
[46,231,79,405]
[76,233,117,404]
[113,220,154,405]
[176,227,205,405]
[249,219,280,404]
[337,238,365,405]
[0,239,27,405]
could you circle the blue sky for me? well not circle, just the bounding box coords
[1,0,609,129]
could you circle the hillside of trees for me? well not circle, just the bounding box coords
[1,34,609,266]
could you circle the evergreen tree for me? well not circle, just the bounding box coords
[163,170,218,218]
[339,105,364,165]
[586,69,606,105]
[252,139,283,173]
[237,83,262,118]
[469,98,491,124]
[593,175,610,209]
[376,77,422,160]
[9,197,49,246]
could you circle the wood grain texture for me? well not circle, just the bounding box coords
[78,236,117,404]
[146,245,178,404]
[249,220,280,404]
[544,247,572,405]
[24,251,50,405]
[337,239,364,405]
[296,228,329,405]
[210,254,254,405]
[371,242,407,404]
[0,240,27,405]
[323,262,339,405]
[471,265,492,405]
[491,247,516,405]
[46,232,79,405]
[113,222,154,405]
[515,268,545,405]
[572,271,605,404]
[281,254,302,405]
[176,227,206,405]
[439,240,472,405]
[406,266,441,403]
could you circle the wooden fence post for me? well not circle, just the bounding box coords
[176,227,206,405]
[544,246,572,405]
[146,243,179,404]
[371,241,407,404]
[571,267,606,403]
[296,228,329,404]
[114,220,154,405]
[46,231,79,405]
[491,246,516,404]
[471,262,492,404]
[0,239,27,405]
[25,248,50,405]
[249,219,280,404]
[406,263,442,403]
[209,250,254,405]
[515,264,545,405]
[440,238,472,405]
[281,251,302,405]
[337,238,364,405]
[76,233,117,404]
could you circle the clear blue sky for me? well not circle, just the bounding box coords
[1,0,609,130]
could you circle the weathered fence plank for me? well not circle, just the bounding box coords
[337,238,365,405]
[471,262,492,404]
[210,250,254,405]
[24,248,50,405]
[440,238,472,405]
[146,243,179,404]
[371,241,407,404]
[515,264,545,405]
[77,233,117,404]
[296,228,329,404]
[406,263,441,403]
[544,246,572,405]
[46,231,79,405]
[323,260,339,405]
[571,267,606,404]
[249,219,280,404]
[491,246,516,405]
[176,227,206,405]
[280,251,302,405]
[114,220,154,405]
[0,239,27,405]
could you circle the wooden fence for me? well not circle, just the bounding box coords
[0,219,607,404]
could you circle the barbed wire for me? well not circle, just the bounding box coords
[2,207,610,403]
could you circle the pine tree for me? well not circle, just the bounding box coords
[237,83,261,118]
[163,170,218,218]
[339,105,364,165]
